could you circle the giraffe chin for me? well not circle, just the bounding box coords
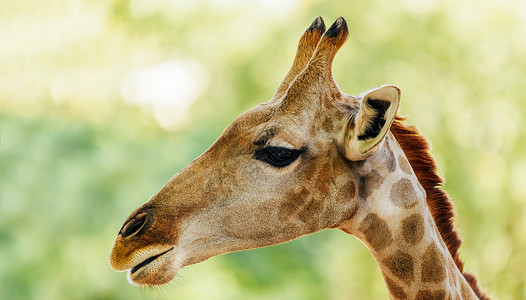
[126,247,179,286]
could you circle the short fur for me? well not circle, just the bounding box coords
[110,17,487,297]
[391,115,489,300]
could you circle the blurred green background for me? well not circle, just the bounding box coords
[1,0,525,299]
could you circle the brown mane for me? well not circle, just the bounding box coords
[390,115,489,300]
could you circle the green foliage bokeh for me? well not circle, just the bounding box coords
[1,0,525,299]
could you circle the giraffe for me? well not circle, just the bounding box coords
[109,17,489,299]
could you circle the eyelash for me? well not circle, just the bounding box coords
[254,146,305,168]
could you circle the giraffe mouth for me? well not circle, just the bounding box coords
[127,247,178,286]
[130,247,173,274]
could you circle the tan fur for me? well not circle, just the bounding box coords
[109,17,487,299]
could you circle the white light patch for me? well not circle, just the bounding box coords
[121,59,209,131]
[401,0,437,14]
[208,0,300,16]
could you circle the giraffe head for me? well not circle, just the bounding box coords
[109,17,400,286]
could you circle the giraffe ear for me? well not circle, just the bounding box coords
[342,85,400,161]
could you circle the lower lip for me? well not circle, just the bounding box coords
[130,247,174,274]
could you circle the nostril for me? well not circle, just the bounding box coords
[121,213,149,238]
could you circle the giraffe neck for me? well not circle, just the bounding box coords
[360,201,477,299]
[339,137,479,299]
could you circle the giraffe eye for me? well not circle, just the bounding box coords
[254,146,304,168]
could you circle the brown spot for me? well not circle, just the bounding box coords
[315,162,332,195]
[332,181,358,227]
[337,180,356,203]
[323,94,332,109]
[359,213,393,251]
[322,117,333,132]
[279,187,309,221]
[390,178,418,208]
[384,277,407,299]
[401,214,425,245]
[414,289,446,300]
[332,154,352,178]
[298,196,323,225]
[359,170,384,199]
[398,154,413,174]
[421,244,446,282]
[383,251,414,284]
